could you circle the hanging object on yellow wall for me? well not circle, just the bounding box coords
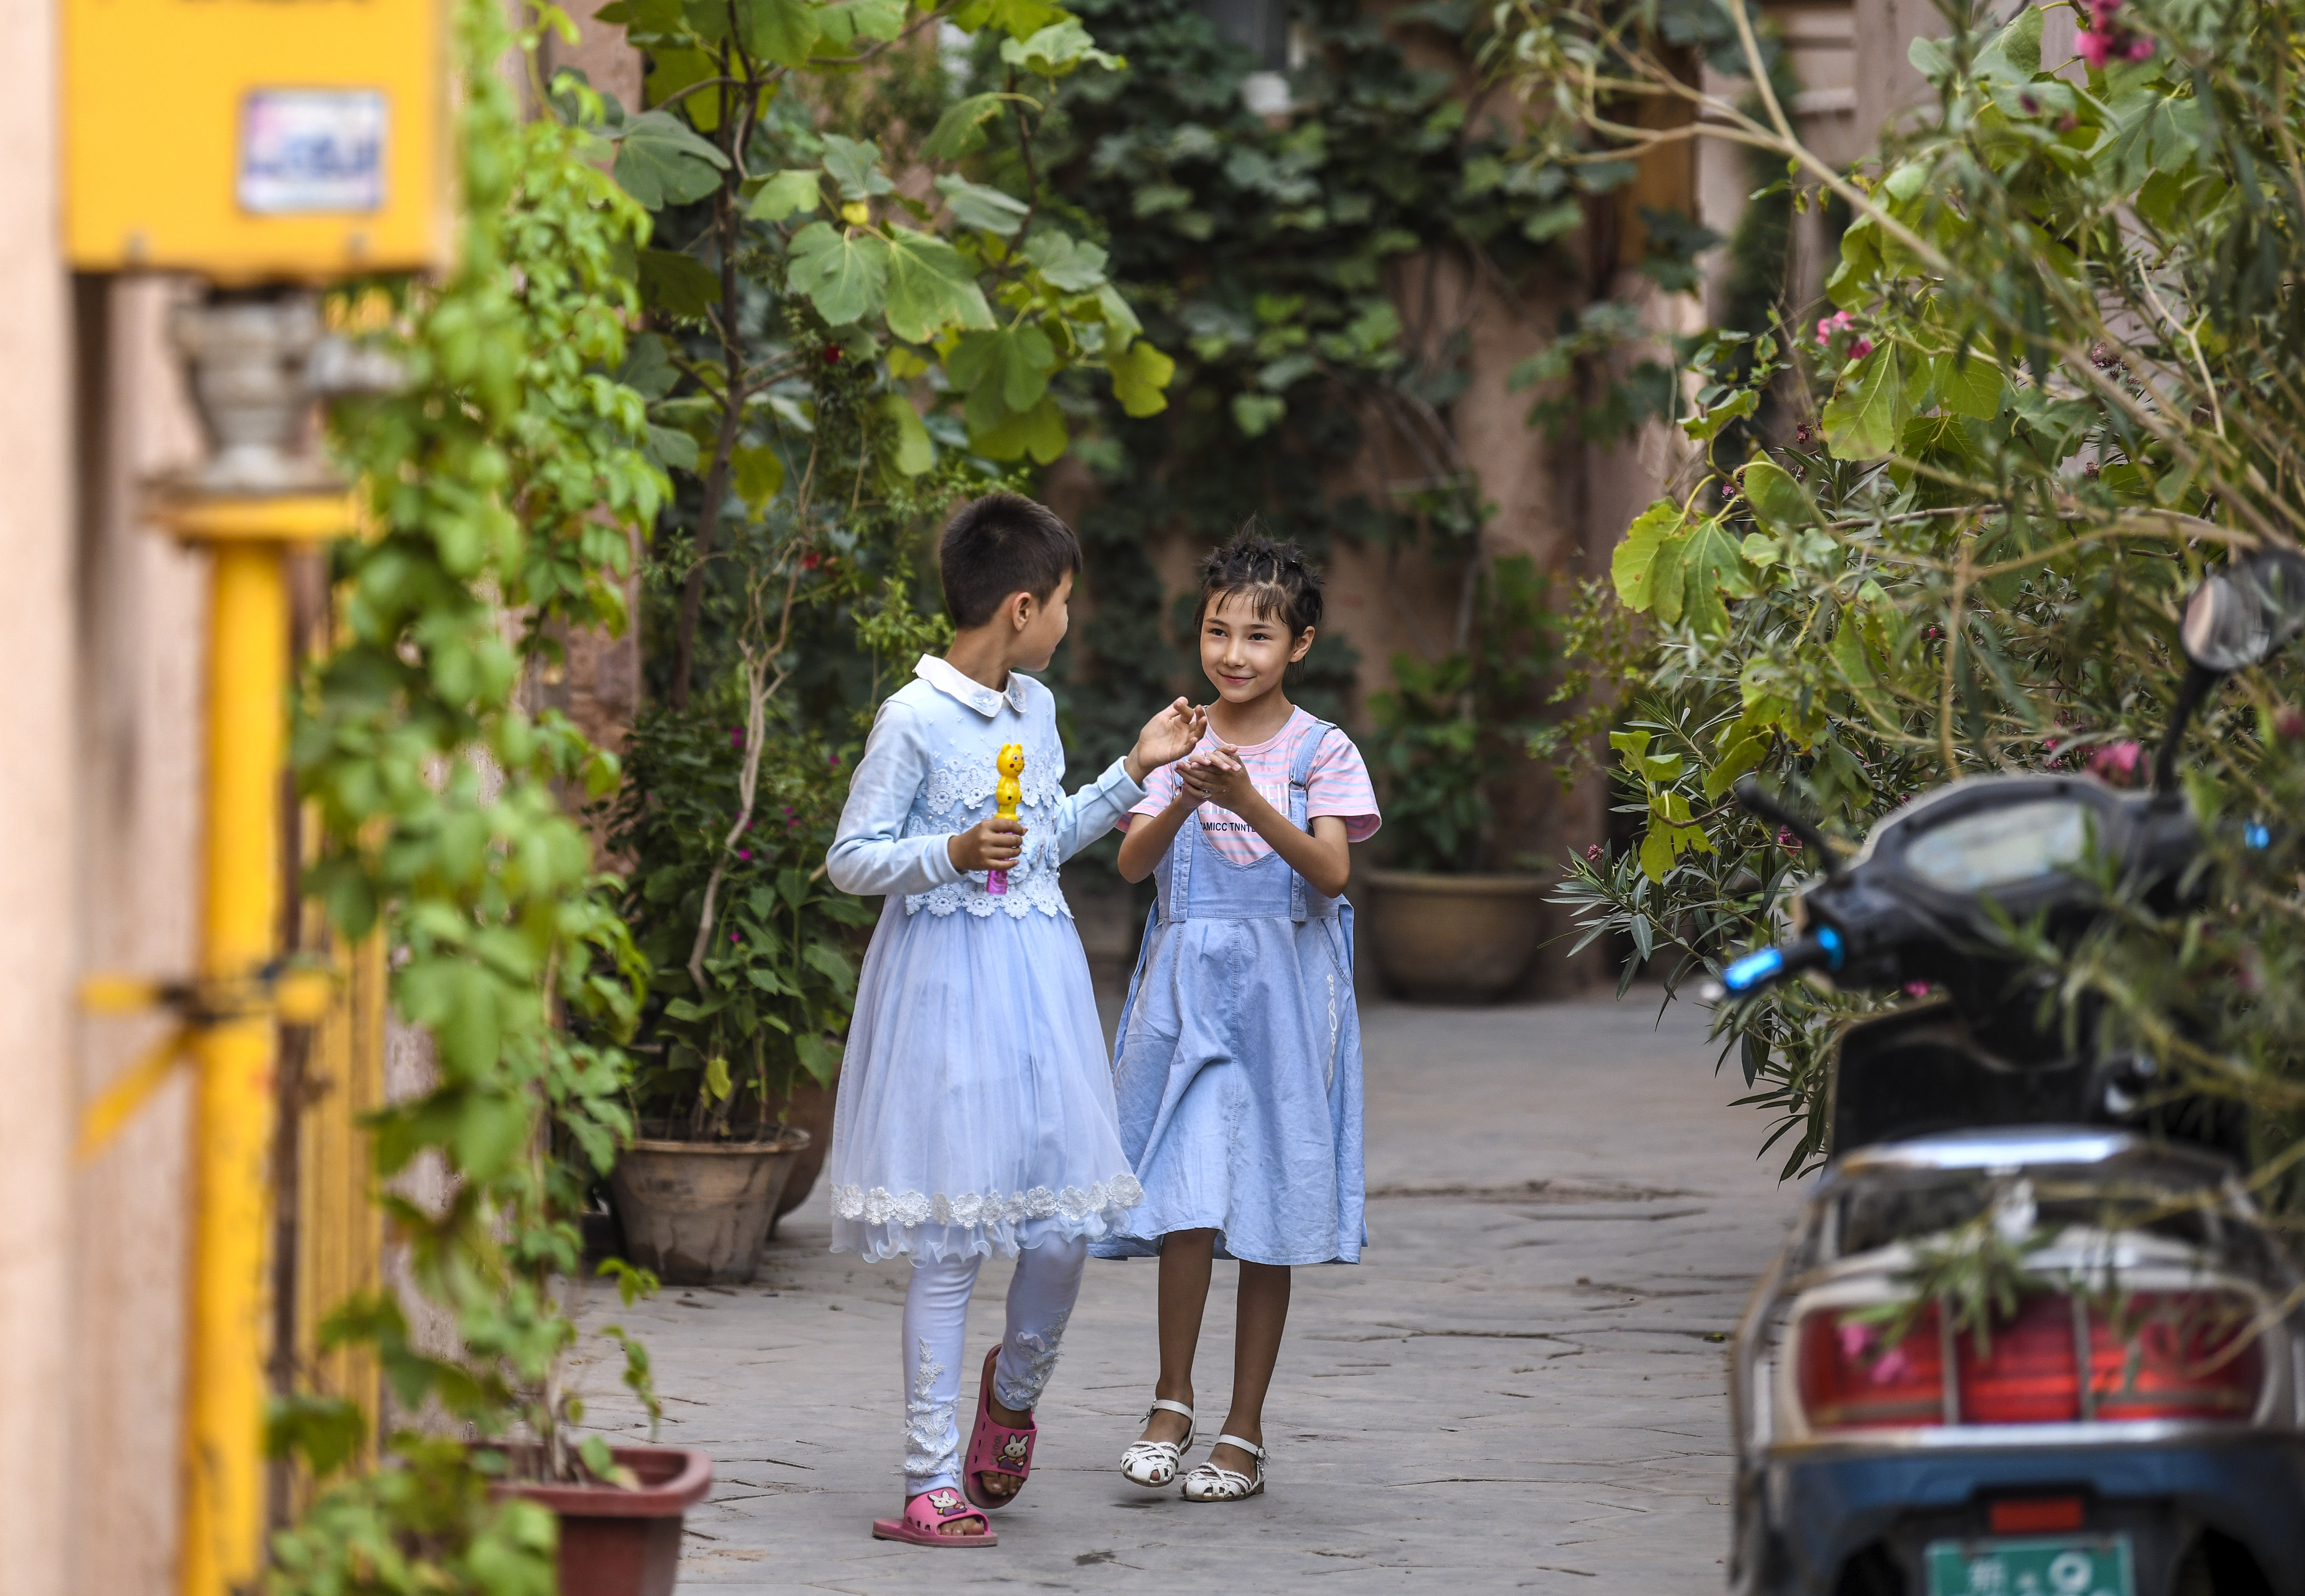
[61,0,449,277]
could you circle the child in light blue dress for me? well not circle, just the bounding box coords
[824,493,1204,1547]
[1100,529,1379,1505]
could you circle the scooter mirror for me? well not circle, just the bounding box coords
[2181,548,2305,674]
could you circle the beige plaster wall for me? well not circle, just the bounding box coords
[68,275,210,1596]
[0,0,79,1585]
[541,0,646,111]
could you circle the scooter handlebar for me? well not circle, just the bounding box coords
[1721,927,1846,997]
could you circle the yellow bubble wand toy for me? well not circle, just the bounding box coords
[988,742,1026,895]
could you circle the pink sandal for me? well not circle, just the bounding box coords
[871,1486,997,1547]
[962,1345,1038,1510]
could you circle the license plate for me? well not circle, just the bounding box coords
[1925,1535,2134,1596]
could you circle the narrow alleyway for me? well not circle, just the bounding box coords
[571,996,1800,1593]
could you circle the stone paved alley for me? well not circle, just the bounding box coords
[570,996,1800,1593]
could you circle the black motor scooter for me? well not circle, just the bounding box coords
[1720,549,2305,1596]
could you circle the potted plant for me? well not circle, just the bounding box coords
[607,697,870,1284]
[1363,553,1557,1001]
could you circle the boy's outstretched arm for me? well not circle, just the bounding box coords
[1037,700,1206,872]
[1123,698,1207,785]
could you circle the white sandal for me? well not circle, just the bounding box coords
[1118,1399,1196,1488]
[1180,1434,1265,1502]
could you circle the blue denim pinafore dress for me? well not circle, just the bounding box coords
[1094,717,1366,1266]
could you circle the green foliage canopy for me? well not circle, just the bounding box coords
[1501,0,2305,1193]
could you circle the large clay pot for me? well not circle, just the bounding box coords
[1364,869,1550,1003]
[499,1444,713,1596]
[608,1128,810,1284]
[770,1079,836,1230]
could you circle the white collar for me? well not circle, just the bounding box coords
[915,654,1030,719]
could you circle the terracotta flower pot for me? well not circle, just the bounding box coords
[500,1445,713,1596]
[608,1127,810,1285]
[769,1078,836,1230]
[1364,868,1550,1003]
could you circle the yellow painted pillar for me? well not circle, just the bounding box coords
[158,491,353,1596]
[181,538,288,1596]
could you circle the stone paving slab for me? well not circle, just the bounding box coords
[568,995,1803,1594]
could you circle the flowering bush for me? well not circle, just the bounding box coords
[1496,0,2305,1190]
[606,709,869,1135]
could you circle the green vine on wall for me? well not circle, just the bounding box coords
[268,1,669,1586]
[959,1,1600,865]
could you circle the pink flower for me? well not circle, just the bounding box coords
[2091,740,2144,784]
[2275,706,2305,741]
[1813,310,1854,347]
[1776,826,1801,852]
[1838,1322,1876,1358]
[728,932,740,943]
[730,727,744,750]
[1847,336,1875,361]
[737,848,751,861]
[830,752,842,768]
[1904,980,1933,998]
[1870,1348,1913,1384]
[1584,842,1603,862]
[2077,0,2152,67]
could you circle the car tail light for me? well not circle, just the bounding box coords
[1797,1303,1946,1429]
[2087,1291,2264,1421]
[1796,1290,2266,1433]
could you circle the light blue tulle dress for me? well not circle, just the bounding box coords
[823,655,1144,1264]
[1095,717,1368,1267]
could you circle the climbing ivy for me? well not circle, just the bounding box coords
[961,1,1596,862]
[267,2,667,1587]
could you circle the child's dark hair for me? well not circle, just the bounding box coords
[939,493,1083,628]
[1191,521,1324,637]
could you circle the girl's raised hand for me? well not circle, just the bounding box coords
[1125,698,1208,784]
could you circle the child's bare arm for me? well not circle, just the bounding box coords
[1117,780,1201,883]
[1178,755,1353,896]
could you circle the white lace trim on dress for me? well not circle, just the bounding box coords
[832,1174,1145,1231]
[906,866,1069,920]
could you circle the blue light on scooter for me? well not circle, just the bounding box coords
[1816,925,1845,970]
[2245,822,2272,850]
[1723,947,1785,993]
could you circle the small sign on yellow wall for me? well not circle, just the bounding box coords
[64,0,449,278]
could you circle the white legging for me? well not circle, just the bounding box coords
[900,1235,1088,1496]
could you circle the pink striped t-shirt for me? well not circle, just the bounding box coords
[1119,708,1381,866]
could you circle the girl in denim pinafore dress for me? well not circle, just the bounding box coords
[1098,529,1378,1504]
